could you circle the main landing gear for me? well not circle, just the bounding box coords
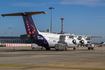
[46,48,50,50]
[73,47,76,50]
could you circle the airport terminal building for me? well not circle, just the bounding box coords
[0,31,51,47]
[0,36,32,46]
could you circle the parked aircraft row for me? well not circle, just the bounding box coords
[1,11,103,50]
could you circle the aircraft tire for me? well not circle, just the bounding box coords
[88,47,90,50]
[92,48,94,50]
[46,48,50,50]
[73,47,76,50]
[65,47,67,51]
[32,47,35,50]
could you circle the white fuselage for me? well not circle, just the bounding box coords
[39,32,76,48]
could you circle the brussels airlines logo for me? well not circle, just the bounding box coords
[26,20,36,34]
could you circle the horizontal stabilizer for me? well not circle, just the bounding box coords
[1,11,46,17]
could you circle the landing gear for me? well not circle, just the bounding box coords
[65,47,67,51]
[88,47,90,50]
[73,47,76,50]
[32,47,35,50]
[88,47,94,50]
[46,48,50,50]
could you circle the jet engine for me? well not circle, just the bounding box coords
[72,37,80,45]
[70,36,90,45]
[80,38,87,45]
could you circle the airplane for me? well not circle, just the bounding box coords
[1,11,103,50]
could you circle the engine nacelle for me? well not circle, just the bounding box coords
[72,38,80,45]
[80,38,87,45]
[80,40,84,44]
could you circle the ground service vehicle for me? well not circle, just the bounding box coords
[88,44,94,50]
[55,43,68,51]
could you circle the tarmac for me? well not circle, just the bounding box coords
[0,45,105,70]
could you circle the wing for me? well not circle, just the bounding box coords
[60,34,103,39]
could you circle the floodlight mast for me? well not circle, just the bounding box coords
[61,18,64,34]
[49,7,54,32]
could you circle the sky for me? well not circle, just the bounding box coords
[0,0,105,42]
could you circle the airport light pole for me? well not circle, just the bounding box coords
[8,27,11,36]
[11,32,12,37]
[5,32,6,36]
[49,7,54,32]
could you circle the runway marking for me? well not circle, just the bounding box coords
[0,64,105,70]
